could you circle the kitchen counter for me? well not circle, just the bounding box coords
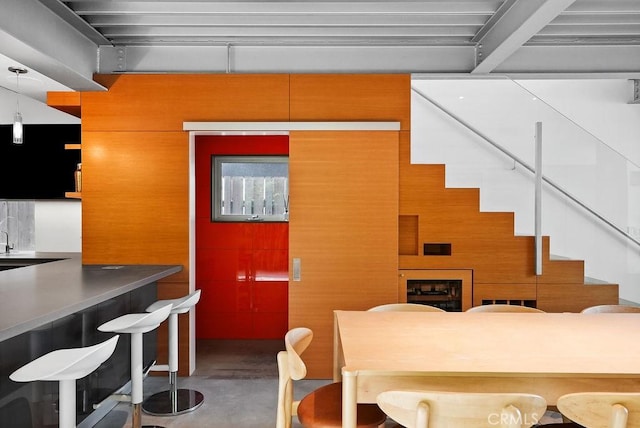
[0,252,183,427]
[0,252,182,341]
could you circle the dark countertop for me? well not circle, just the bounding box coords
[0,252,182,341]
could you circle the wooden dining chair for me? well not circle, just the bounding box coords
[466,304,545,313]
[551,392,640,428]
[276,327,387,428]
[581,304,640,314]
[368,303,445,312]
[376,390,547,428]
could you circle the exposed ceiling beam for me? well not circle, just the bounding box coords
[97,25,481,39]
[495,45,640,74]
[98,45,477,74]
[98,42,640,76]
[85,14,489,28]
[0,0,105,91]
[472,0,577,74]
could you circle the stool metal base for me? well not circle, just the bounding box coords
[142,389,204,416]
[133,402,166,428]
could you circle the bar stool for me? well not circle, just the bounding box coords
[98,303,172,428]
[142,289,203,416]
[9,335,120,428]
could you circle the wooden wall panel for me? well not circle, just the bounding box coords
[72,73,411,377]
[399,237,535,284]
[538,237,586,284]
[82,74,291,131]
[539,259,586,284]
[290,74,411,130]
[537,283,618,313]
[81,131,189,282]
[289,131,399,378]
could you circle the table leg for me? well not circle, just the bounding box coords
[342,370,357,428]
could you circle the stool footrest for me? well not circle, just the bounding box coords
[93,393,131,409]
[142,389,204,416]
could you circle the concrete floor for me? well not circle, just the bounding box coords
[93,339,562,428]
[93,339,331,428]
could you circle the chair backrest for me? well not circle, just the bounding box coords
[276,327,313,428]
[368,303,445,312]
[466,304,545,313]
[377,390,547,428]
[557,392,640,428]
[581,304,640,314]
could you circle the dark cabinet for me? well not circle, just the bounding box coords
[0,283,157,428]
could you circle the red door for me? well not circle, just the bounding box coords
[195,135,289,339]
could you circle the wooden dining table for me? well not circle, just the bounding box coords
[333,310,640,428]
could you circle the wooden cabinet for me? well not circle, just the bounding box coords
[398,269,473,311]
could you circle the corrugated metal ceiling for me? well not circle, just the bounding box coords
[51,0,640,47]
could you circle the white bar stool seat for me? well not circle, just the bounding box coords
[142,289,204,416]
[10,335,119,428]
[98,303,172,428]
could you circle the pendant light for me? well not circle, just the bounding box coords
[8,67,27,145]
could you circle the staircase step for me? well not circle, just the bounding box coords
[584,276,610,285]
[549,254,572,261]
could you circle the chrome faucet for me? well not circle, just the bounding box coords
[1,231,12,254]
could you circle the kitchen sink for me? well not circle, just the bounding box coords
[0,258,63,271]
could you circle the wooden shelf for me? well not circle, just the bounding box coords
[65,144,81,150]
[65,192,81,199]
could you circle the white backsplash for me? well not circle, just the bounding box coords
[0,200,35,251]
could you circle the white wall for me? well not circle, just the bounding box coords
[411,78,640,303]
